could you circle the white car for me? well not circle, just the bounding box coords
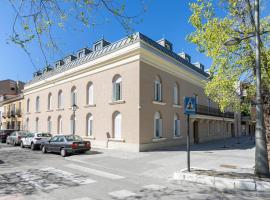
[21,132,52,150]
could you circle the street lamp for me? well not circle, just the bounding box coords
[224,0,269,176]
[71,104,78,136]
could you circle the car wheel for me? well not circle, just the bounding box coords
[31,143,35,150]
[42,146,47,154]
[20,142,24,148]
[60,148,67,157]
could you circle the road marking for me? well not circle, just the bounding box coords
[72,198,92,200]
[66,164,125,180]
[142,184,167,191]
[109,190,137,199]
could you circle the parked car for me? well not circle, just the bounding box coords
[41,135,91,157]
[0,129,16,143]
[6,131,28,146]
[21,132,52,150]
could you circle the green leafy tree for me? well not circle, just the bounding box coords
[188,0,270,175]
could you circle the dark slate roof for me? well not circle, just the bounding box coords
[26,32,208,85]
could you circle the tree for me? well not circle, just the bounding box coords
[188,0,270,176]
[7,0,146,67]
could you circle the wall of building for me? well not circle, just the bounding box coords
[138,61,233,151]
[23,60,140,151]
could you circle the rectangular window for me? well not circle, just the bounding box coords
[155,119,162,138]
[174,120,181,136]
[154,83,162,101]
[113,82,121,101]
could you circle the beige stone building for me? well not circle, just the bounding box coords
[1,94,24,130]
[23,33,235,151]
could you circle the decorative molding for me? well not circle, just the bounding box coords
[108,138,125,142]
[152,137,167,142]
[46,110,54,112]
[84,104,96,108]
[109,100,126,105]
[56,108,64,111]
[84,136,96,140]
[152,101,166,105]
[173,104,182,108]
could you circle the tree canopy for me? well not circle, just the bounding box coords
[188,0,270,113]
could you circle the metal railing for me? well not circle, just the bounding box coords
[196,104,234,118]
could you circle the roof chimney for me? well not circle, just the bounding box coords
[157,38,173,51]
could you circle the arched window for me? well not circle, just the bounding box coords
[35,117,39,132]
[70,114,76,134]
[57,115,62,134]
[113,111,122,139]
[174,113,181,137]
[35,96,40,112]
[154,76,162,102]
[47,116,52,133]
[71,86,77,106]
[48,93,52,110]
[86,113,93,136]
[58,90,63,109]
[87,82,94,105]
[112,75,122,101]
[154,112,162,138]
[173,83,179,105]
[26,99,30,113]
[26,118,29,131]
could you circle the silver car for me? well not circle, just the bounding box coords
[6,131,28,146]
[21,132,52,150]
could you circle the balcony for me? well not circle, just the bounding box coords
[196,105,234,119]
[16,109,22,116]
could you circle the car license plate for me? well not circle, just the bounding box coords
[79,144,84,147]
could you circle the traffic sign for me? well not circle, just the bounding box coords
[184,96,196,115]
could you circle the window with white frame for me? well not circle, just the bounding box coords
[26,99,30,113]
[174,113,181,137]
[87,82,94,105]
[48,93,52,110]
[26,118,29,131]
[35,96,40,112]
[35,117,39,132]
[70,114,76,134]
[154,112,162,138]
[113,111,122,139]
[86,113,93,136]
[58,90,63,109]
[71,87,77,106]
[154,76,162,102]
[112,75,122,101]
[173,83,179,105]
[47,116,52,133]
[57,116,62,134]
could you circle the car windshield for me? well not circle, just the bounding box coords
[65,135,83,142]
[18,131,29,136]
[37,133,52,137]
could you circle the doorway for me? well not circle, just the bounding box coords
[193,121,199,144]
[231,123,235,137]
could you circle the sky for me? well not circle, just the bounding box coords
[0,0,221,83]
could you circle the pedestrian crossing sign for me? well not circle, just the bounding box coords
[184,97,196,115]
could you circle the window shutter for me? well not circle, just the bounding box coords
[116,83,120,100]
[159,84,162,101]
[159,119,163,137]
[113,83,116,101]
[177,120,181,136]
[154,82,157,101]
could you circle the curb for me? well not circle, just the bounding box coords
[173,171,270,192]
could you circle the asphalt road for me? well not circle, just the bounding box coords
[0,136,269,200]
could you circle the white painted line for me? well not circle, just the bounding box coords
[72,198,92,200]
[142,184,166,191]
[66,164,125,180]
[109,190,137,199]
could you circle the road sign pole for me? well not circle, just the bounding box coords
[187,114,190,172]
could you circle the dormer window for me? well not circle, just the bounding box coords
[55,60,64,68]
[64,55,76,64]
[94,43,102,51]
[78,51,84,58]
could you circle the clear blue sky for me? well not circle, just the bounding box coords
[0,0,217,82]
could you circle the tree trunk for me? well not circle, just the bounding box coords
[263,90,270,166]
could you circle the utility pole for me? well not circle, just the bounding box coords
[254,0,269,176]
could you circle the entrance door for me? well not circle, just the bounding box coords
[114,112,122,139]
[231,123,235,137]
[193,121,199,144]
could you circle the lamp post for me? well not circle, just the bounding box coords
[71,104,78,136]
[224,0,269,176]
